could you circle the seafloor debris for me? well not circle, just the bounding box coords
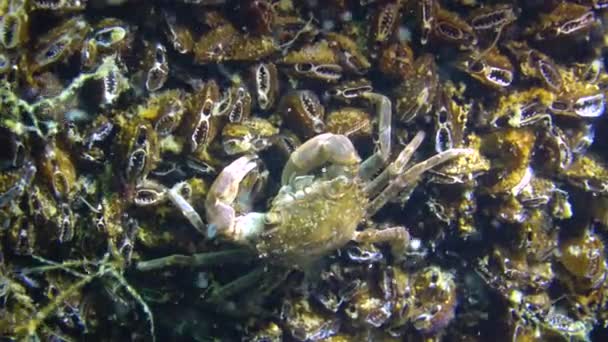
[1,0,608,341]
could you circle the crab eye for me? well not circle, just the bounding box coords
[263,212,280,226]
[324,176,351,199]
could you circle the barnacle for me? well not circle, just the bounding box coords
[224,84,253,123]
[344,280,392,328]
[560,154,608,193]
[457,47,514,89]
[549,70,606,118]
[560,229,607,291]
[144,42,170,92]
[469,4,516,32]
[432,84,469,153]
[182,80,222,152]
[377,42,414,80]
[489,88,555,128]
[250,62,279,111]
[38,140,77,200]
[281,40,343,82]
[481,129,536,195]
[431,135,490,184]
[29,0,86,11]
[115,116,160,185]
[279,90,326,139]
[325,107,372,147]
[409,267,457,334]
[371,0,402,44]
[325,79,373,104]
[193,20,277,64]
[326,32,371,74]
[81,18,132,69]
[222,117,279,155]
[505,41,563,91]
[281,296,340,341]
[162,9,194,54]
[416,0,436,45]
[528,2,597,41]
[138,89,186,137]
[0,8,27,49]
[431,6,477,49]
[394,54,439,123]
[30,16,90,72]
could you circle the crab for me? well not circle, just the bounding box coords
[204,93,473,270]
[135,94,472,304]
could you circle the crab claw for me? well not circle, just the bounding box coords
[281,133,361,185]
[205,155,266,241]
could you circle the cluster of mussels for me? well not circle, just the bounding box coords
[1,0,608,340]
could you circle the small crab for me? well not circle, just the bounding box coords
[204,94,472,270]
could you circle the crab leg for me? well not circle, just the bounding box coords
[205,265,267,303]
[281,133,361,185]
[364,131,425,198]
[136,249,252,272]
[354,225,410,255]
[366,147,474,217]
[135,179,207,236]
[205,266,290,304]
[167,182,206,235]
[359,93,392,181]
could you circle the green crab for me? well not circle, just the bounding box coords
[204,94,473,269]
[136,93,472,304]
